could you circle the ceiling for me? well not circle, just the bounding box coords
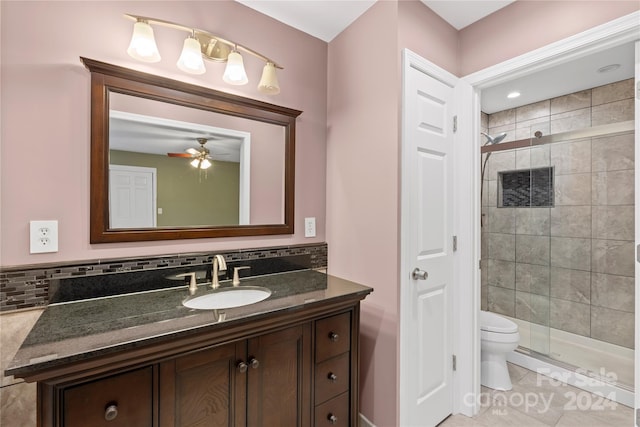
[110,112,242,162]
[234,1,634,115]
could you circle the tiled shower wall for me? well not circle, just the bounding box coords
[481,78,635,349]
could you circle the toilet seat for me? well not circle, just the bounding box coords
[480,310,517,334]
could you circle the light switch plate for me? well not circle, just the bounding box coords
[304,217,316,238]
[30,220,59,254]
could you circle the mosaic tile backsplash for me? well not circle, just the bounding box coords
[0,243,327,312]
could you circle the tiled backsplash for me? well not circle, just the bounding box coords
[481,78,635,349]
[0,243,328,312]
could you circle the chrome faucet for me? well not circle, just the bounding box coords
[211,254,227,289]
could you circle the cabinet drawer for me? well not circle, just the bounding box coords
[63,367,153,427]
[315,353,349,405]
[314,392,349,427]
[315,312,351,362]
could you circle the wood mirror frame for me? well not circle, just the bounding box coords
[81,57,301,243]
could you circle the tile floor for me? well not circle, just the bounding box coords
[439,363,634,427]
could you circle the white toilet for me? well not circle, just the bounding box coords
[480,310,520,391]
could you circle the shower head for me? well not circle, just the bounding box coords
[481,132,507,145]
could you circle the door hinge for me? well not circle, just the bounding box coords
[452,354,457,371]
[452,115,457,133]
[452,235,458,252]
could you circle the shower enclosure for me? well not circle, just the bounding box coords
[480,79,635,392]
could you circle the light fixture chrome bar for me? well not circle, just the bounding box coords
[124,14,283,69]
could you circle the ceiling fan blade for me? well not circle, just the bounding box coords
[186,148,200,155]
[167,152,193,158]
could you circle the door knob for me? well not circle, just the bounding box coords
[412,268,428,280]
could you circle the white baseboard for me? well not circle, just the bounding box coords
[359,412,376,427]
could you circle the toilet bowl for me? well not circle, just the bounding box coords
[480,310,520,391]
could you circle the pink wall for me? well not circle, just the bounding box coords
[398,0,459,76]
[327,1,400,425]
[0,1,327,266]
[459,0,640,76]
[327,1,459,425]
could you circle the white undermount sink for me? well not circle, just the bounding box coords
[183,286,271,310]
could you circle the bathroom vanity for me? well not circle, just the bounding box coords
[7,270,372,427]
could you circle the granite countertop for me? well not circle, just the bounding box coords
[6,270,372,378]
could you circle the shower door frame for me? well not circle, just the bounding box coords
[460,11,640,417]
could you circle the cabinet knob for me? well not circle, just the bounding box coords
[249,358,260,369]
[328,414,338,424]
[329,332,339,342]
[104,404,118,421]
[328,372,338,382]
[237,361,248,373]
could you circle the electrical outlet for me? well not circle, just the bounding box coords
[30,220,59,254]
[304,217,316,238]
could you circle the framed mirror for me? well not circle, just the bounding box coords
[82,57,301,243]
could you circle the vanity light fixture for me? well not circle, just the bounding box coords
[222,48,249,85]
[258,62,280,95]
[177,32,206,75]
[127,20,161,62]
[125,14,283,94]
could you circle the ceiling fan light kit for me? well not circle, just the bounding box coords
[167,137,228,170]
[125,14,282,95]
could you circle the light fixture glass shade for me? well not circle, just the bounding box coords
[258,62,280,95]
[177,36,206,74]
[222,51,249,85]
[127,21,161,63]
[190,158,212,169]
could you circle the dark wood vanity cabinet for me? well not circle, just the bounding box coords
[36,306,360,427]
[63,367,154,427]
[159,324,311,427]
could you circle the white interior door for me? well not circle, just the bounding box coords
[400,49,456,426]
[109,165,157,228]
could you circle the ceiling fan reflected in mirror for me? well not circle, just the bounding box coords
[167,137,228,169]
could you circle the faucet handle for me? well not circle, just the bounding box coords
[232,266,251,286]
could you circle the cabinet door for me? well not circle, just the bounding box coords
[159,341,247,427]
[247,324,311,427]
[63,367,153,427]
